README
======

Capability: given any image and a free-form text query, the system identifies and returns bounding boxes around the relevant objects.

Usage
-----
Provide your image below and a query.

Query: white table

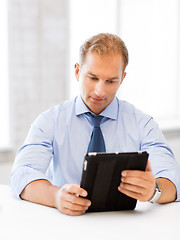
[0,184,180,240]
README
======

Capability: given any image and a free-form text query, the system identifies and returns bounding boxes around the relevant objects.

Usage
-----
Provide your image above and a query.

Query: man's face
[75,52,126,115]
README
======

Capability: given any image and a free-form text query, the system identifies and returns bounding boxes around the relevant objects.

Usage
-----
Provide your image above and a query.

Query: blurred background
[0,0,180,184]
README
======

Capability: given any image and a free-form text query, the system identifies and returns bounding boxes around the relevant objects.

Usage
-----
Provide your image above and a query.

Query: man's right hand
[55,184,91,216]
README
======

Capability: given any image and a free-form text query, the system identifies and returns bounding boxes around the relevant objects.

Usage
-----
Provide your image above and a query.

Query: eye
[107,80,115,84]
[88,76,98,80]
[106,78,119,84]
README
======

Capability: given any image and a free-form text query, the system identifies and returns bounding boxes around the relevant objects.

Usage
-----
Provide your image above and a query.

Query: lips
[90,96,105,102]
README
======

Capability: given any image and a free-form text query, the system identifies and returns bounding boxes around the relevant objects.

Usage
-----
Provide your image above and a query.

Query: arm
[156,178,176,203]
[122,115,180,203]
[118,160,177,203]
[20,180,91,216]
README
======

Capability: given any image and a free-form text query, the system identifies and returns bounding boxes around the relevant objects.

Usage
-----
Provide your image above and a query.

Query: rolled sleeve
[140,118,180,201]
[10,111,54,198]
[10,166,51,198]
[154,168,180,202]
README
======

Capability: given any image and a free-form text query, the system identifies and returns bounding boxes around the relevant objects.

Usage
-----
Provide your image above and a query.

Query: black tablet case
[80,151,148,212]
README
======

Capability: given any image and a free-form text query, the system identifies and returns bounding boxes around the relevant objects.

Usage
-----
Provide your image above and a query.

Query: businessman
[10,33,180,216]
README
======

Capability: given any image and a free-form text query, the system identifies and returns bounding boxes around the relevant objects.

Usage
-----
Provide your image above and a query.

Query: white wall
[164,132,180,165]
[8,0,69,151]
[0,0,69,178]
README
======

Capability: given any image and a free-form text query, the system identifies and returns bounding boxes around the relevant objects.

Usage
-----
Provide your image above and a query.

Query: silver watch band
[149,181,162,203]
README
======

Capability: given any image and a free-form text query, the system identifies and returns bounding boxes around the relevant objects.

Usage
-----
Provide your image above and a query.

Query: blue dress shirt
[10,96,180,200]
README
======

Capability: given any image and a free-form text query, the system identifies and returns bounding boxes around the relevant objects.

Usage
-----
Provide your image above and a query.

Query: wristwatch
[149,181,162,203]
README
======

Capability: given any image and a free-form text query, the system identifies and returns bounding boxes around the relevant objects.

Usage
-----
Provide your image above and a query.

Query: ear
[74,63,80,81]
[120,72,126,85]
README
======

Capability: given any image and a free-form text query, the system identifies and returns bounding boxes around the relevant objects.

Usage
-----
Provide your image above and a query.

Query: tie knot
[86,112,103,127]
[86,112,106,153]
[93,115,103,127]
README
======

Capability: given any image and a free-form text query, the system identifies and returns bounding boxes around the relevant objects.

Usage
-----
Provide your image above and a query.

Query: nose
[94,80,105,97]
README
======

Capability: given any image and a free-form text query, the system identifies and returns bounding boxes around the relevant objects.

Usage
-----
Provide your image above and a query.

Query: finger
[145,160,152,171]
[63,200,89,212]
[121,170,152,181]
[121,159,152,179]
[65,184,88,197]
[56,191,90,215]
[118,186,143,201]
[119,179,155,201]
[119,182,144,195]
[63,208,86,216]
[121,176,148,189]
[67,193,91,207]
[120,174,155,193]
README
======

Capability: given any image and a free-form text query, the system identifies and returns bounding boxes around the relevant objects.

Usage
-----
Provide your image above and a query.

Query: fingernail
[122,171,126,177]
[82,191,87,196]
[87,201,91,206]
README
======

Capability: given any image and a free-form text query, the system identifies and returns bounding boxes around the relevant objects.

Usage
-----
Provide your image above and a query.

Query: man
[10,33,180,216]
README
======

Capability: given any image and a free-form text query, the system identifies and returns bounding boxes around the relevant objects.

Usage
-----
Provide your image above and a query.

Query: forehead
[81,52,124,77]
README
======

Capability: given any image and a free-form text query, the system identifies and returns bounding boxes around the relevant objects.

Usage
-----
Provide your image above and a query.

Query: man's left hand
[118,160,156,201]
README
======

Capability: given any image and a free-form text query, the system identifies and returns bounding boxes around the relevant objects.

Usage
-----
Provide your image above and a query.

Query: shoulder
[117,99,154,127]
[117,99,162,140]
[32,98,76,128]
[117,99,138,114]
[43,98,76,117]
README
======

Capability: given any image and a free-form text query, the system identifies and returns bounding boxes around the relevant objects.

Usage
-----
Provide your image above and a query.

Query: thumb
[145,160,152,172]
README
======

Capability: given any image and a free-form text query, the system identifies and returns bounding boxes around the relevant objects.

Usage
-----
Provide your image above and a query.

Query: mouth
[90,96,105,103]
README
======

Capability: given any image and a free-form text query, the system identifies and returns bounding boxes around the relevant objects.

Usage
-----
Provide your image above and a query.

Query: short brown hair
[79,33,129,72]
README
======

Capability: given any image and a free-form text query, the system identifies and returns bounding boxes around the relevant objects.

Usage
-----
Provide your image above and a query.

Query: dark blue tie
[87,113,106,153]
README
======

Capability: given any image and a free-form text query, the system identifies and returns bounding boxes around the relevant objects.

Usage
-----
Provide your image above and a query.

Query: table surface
[0,184,180,240]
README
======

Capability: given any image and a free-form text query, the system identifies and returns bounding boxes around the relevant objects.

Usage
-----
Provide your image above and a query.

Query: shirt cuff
[10,167,51,198]
[154,171,180,202]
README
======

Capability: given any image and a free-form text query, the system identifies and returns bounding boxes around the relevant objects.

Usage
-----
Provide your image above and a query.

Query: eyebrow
[87,72,120,80]
[87,73,98,77]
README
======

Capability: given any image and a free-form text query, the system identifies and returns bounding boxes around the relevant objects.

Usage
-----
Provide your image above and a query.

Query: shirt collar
[75,95,118,120]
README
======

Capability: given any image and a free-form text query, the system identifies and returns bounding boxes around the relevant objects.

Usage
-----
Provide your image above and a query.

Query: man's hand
[55,184,91,216]
[118,160,156,202]
[21,180,91,216]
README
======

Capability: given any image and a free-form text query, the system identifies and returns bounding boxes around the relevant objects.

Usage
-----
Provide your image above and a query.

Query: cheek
[79,78,89,96]
[107,85,120,97]
[83,79,92,92]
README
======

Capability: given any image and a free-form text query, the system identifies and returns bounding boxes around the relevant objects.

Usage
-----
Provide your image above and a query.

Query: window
[0,0,9,149]
[69,0,180,130]
[117,0,180,130]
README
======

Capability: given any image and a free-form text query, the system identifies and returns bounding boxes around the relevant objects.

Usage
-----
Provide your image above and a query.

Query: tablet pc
[80,151,148,212]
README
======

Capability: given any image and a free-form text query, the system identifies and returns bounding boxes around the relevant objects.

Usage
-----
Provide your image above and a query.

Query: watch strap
[149,181,162,203]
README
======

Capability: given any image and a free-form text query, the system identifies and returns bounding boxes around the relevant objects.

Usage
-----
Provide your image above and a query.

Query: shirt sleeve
[140,117,180,201]
[10,110,54,198]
